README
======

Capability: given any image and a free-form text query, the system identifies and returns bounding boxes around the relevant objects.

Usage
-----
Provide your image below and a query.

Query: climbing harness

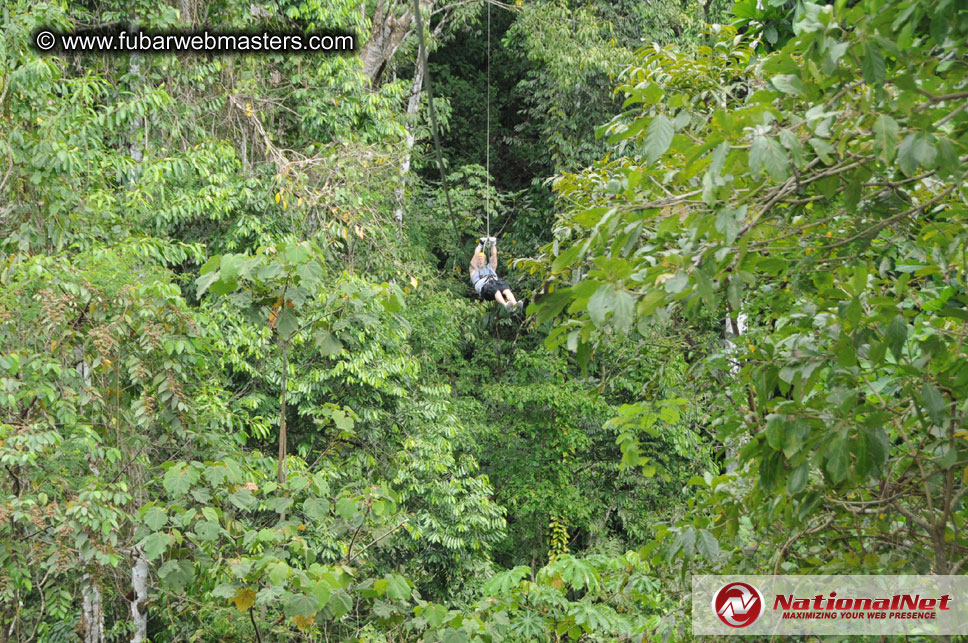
[471,265,497,292]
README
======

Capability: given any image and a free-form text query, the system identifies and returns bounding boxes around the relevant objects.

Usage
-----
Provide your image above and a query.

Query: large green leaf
[283,242,310,265]
[759,450,784,490]
[481,566,530,596]
[326,589,353,619]
[863,427,890,476]
[750,135,790,181]
[512,611,548,639]
[644,115,673,163]
[824,438,849,485]
[303,498,330,521]
[284,593,318,618]
[587,284,617,326]
[920,384,946,425]
[559,557,599,591]
[861,43,886,85]
[163,463,192,496]
[267,561,290,586]
[612,289,634,332]
[770,74,804,96]
[143,506,168,531]
[715,206,744,245]
[787,462,809,494]
[424,603,449,628]
[385,573,411,601]
[872,114,899,164]
[193,520,220,542]
[158,560,194,593]
[275,308,299,338]
[142,532,170,561]
[696,529,719,560]
[885,315,907,360]
[897,132,936,176]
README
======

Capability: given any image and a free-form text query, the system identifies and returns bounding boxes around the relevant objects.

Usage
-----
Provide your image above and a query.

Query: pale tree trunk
[128,465,149,642]
[724,310,748,473]
[129,546,148,643]
[724,311,747,375]
[80,570,106,643]
[80,456,106,643]
[393,53,425,223]
[178,0,195,25]
[126,37,150,641]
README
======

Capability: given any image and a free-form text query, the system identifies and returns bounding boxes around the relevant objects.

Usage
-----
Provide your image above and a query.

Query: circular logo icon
[713,581,764,628]
[35,31,57,51]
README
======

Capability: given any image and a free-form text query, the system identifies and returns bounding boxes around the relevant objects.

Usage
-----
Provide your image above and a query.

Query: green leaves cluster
[472,551,673,641]
[530,0,968,593]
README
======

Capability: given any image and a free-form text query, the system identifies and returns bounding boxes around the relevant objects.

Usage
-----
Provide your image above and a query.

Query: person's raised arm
[489,239,498,270]
[470,243,483,276]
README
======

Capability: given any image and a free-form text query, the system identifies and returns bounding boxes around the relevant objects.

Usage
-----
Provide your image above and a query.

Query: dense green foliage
[532,0,968,579]
[1,0,965,640]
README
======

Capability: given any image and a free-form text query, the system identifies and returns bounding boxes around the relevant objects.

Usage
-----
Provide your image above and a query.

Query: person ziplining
[412,0,525,313]
[470,236,522,312]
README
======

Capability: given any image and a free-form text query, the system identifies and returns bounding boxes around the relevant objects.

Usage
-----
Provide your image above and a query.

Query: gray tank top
[471,265,497,293]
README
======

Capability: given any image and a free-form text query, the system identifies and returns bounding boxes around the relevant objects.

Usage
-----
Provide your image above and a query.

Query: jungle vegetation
[1,0,966,640]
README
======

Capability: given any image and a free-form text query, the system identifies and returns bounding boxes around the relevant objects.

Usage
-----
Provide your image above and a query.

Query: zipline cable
[485,0,491,242]
[411,0,463,262]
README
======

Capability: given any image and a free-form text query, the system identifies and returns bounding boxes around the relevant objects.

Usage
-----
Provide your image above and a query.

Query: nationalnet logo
[694,575,968,635]
[773,590,952,620]
[713,582,764,628]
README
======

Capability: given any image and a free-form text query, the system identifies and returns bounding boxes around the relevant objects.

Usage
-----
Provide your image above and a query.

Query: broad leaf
[644,115,673,163]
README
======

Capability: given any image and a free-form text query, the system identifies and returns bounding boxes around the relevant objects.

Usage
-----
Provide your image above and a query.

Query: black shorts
[480,278,509,300]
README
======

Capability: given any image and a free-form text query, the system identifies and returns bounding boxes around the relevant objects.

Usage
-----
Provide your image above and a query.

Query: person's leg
[494,290,507,306]
[502,289,517,305]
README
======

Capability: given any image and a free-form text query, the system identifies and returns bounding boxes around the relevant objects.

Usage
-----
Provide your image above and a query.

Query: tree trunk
[78,447,106,642]
[361,0,407,87]
[360,0,433,88]
[80,571,106,643]
[392,52,425,223]
[126,38,149,641]
[129,547,148,643]
[277,341,289,484]
[724,311,747,375]
[178,0,195,26]
[724,310,748,473]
